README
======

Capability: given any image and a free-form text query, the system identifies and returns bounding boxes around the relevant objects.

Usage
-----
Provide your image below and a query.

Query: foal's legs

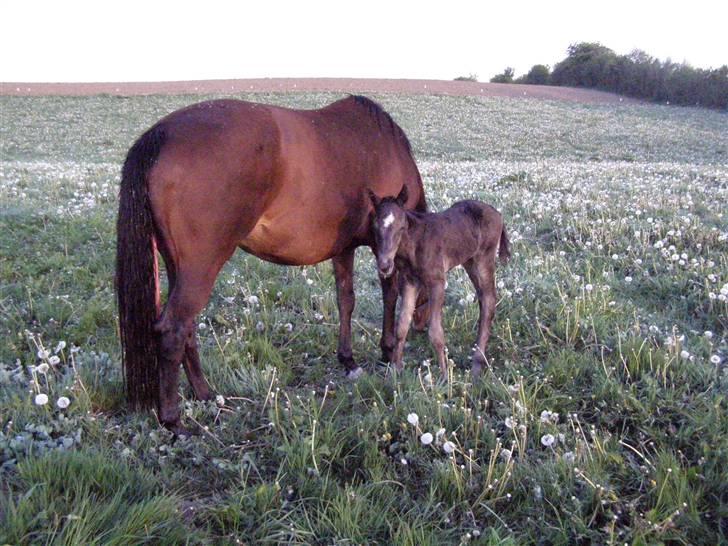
[332,248,362,378]
[426,281,448,378]
[379,270,399,363]
[464,254,497,377]
[392,281,419,371]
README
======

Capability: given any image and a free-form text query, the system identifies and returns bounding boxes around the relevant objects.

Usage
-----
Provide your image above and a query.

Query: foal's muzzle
[378,259,395,278]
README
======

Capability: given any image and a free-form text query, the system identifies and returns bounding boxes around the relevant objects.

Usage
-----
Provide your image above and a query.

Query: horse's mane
[347,95,413,155]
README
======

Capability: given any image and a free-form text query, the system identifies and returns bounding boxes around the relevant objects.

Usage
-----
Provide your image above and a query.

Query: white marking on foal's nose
[382,213,395,228]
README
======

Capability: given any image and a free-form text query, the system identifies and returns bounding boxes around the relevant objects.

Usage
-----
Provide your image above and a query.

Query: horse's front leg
[332,248,362,379]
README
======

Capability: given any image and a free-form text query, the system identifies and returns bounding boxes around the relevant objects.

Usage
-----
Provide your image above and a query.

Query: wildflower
[57,396,70,409]
[704,331,713,339]
[711,355,721,365]
[541,434,556,447]
[407,413,419,427]
[35,393,49,405]
[443,441,456,454]
[313,312,324,321]
[625,276,633,283]
[585,284,593,292]
[505,416,516,429]
[611,254,619,260]
[420,432,433,445]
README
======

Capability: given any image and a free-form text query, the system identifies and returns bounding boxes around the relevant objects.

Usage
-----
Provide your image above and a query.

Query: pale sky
[2,0,726,82]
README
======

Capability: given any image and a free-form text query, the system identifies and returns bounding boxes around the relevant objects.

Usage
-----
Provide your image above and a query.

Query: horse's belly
[238,214,338,266]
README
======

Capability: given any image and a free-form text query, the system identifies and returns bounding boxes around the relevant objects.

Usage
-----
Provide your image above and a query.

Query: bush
[490,67,515,84]
[520,64,551,85]
[454,74,478,82]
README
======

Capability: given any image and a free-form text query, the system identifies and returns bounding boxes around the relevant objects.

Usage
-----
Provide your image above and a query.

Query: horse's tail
[499,223,511,264]
[116,125,166,410]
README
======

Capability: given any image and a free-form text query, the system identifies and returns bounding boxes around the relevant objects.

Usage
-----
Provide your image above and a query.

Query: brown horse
[116,95,427,432]
[369,187,509,378]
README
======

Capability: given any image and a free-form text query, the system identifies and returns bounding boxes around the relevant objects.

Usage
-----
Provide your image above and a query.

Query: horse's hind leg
[155,261,230,432]
[159,246,213,402]
[463,254,497,377]
[182,328,213,401]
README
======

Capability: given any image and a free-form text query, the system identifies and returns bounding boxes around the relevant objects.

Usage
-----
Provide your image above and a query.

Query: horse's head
[368,185,408,278]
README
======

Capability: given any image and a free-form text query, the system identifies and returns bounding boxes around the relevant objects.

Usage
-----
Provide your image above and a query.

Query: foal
[369,187,510,378]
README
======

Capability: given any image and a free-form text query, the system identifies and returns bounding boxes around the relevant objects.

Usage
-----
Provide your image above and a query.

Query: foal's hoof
[346,366,365,380]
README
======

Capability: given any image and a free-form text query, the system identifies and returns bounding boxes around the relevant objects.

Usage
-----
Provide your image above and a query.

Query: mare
[116,95,427,432]
[369,187,509,378]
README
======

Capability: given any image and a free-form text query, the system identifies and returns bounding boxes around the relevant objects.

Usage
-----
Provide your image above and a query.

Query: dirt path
[0,78,637,104]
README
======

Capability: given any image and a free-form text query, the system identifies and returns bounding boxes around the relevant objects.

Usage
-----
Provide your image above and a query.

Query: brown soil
[0,78,637,104]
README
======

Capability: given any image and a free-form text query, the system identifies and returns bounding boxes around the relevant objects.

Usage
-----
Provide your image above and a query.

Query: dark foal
[369,187,510,378]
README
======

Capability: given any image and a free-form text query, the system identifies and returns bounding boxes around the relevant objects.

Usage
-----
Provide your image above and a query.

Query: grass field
[1,93,727,545]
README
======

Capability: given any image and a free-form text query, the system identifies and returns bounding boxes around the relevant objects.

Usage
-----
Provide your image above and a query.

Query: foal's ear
[368,189,381,208]
[395,185,409,206]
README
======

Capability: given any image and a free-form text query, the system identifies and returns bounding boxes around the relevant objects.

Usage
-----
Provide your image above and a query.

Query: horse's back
[146,97,424,267]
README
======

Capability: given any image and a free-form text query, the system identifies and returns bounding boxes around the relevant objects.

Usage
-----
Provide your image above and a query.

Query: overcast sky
[2,0,726,82]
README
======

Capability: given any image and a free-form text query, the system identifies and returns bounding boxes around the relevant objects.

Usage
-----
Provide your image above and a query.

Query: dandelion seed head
[56,396,70,409]
[35,393,49,406]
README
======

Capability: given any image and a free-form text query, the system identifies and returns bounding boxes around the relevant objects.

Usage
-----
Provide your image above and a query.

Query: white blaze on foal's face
[382,212,395,229]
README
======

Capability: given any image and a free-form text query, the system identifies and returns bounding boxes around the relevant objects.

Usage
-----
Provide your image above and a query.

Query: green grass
[1,92,726,544]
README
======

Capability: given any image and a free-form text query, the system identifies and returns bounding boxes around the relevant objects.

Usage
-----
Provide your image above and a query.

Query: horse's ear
[368,189,381,208]
[396,185,409,206]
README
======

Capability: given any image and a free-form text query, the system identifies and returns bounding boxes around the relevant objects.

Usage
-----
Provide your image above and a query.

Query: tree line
[488,43,727,110]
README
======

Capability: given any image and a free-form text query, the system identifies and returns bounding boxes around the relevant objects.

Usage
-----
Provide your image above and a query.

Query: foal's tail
[116,125,166,410]
[498,224,511,264]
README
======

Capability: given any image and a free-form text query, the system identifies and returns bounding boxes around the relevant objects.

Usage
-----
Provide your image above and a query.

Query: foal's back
[418,200,503,271]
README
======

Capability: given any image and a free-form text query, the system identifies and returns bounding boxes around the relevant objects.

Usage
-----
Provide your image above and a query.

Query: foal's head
[369,186,409,278]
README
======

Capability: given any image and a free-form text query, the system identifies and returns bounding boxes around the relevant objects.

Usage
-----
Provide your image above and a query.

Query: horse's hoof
[163,422,196,437]
[346,366,364,380]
